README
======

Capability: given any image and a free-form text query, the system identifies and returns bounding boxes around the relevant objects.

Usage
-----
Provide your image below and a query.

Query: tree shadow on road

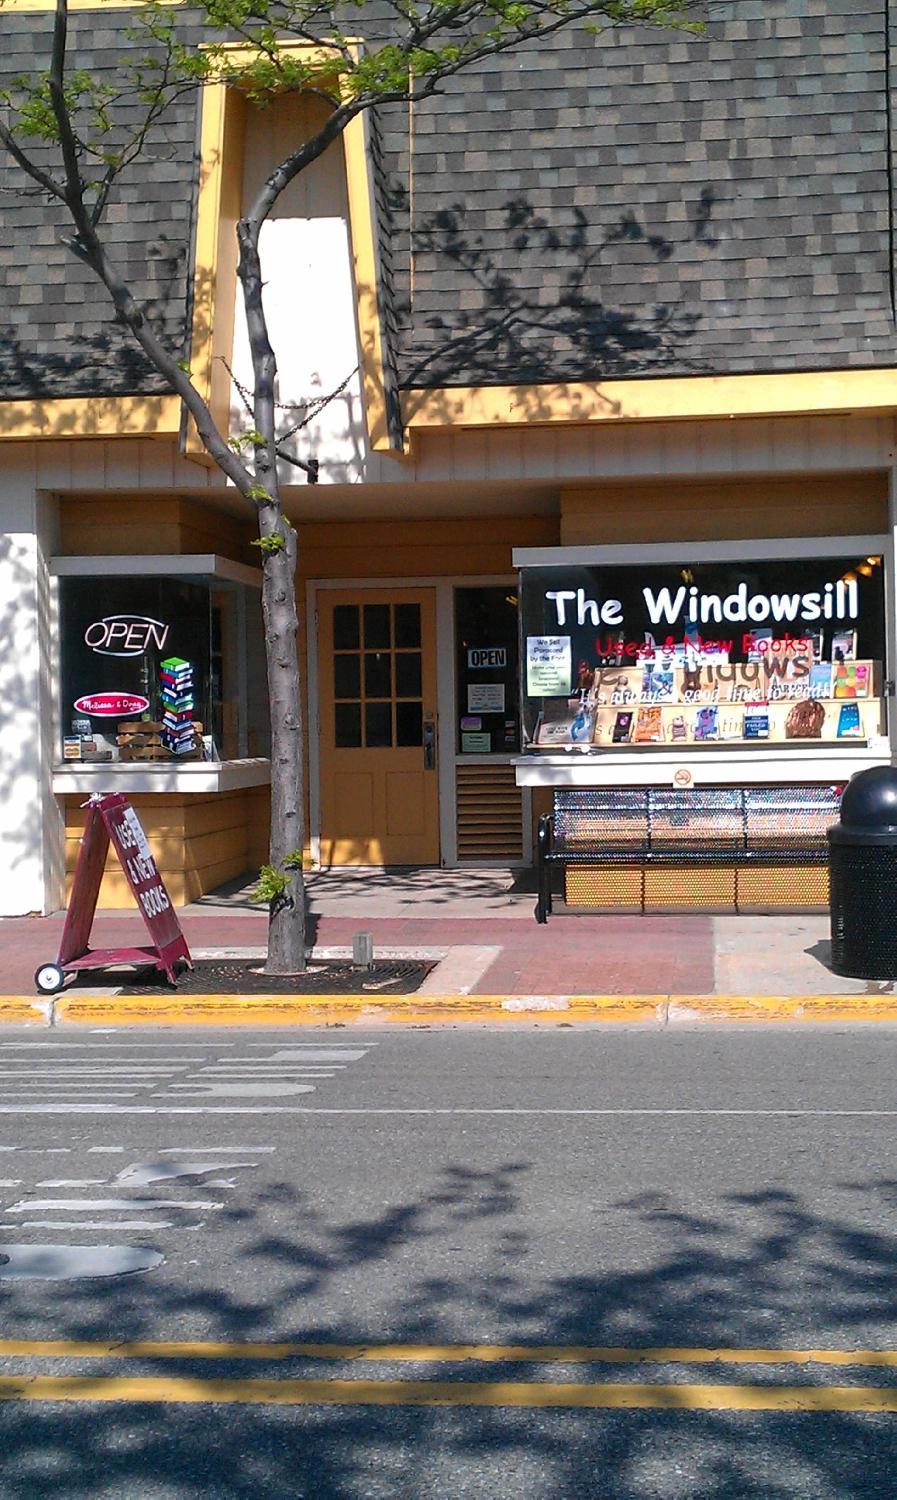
[1,1162,897,1497]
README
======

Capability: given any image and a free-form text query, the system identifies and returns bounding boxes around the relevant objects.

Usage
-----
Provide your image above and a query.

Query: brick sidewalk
[0,903,885,998]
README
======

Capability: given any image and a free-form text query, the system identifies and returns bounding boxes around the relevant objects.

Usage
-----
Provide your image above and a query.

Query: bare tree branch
[0,118,67,202]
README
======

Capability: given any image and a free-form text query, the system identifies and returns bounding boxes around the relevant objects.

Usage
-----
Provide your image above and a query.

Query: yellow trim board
[402,368,897,435]
[0,394,180,443]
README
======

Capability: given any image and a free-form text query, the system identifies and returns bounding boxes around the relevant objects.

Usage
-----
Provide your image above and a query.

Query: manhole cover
[91,958,435,996]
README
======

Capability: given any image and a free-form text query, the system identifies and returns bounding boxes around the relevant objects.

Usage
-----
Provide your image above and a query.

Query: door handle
[423,719,436,770]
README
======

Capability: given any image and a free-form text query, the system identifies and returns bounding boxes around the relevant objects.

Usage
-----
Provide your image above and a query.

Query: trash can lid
[835,765,897,835]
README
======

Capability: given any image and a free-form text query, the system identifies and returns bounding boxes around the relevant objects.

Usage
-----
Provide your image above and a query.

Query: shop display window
[455,587,520,754]
[519,553,887,752]
[58,571,268,764]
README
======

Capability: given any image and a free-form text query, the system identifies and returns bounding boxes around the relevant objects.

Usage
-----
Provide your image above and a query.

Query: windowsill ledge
[513,743,890,787]
[52,758,271,795]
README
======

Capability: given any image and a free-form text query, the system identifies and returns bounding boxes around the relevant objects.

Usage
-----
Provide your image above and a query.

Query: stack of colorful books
[159,657,195,756]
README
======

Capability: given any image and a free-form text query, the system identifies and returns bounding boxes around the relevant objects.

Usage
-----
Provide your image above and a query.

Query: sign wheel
[34,963,65,995]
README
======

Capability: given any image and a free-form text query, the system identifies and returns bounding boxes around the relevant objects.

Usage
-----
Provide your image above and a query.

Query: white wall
[230,94,369,485]
[0,458,63,915]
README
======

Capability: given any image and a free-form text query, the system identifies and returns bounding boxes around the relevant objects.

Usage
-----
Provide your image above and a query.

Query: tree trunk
[258,505,307,974]
[235,219,307,976]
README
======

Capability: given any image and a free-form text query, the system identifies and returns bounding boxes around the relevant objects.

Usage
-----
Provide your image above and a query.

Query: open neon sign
[84,615,169,657]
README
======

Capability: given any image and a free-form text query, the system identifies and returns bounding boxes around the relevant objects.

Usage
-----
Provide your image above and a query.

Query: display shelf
[52,758,271,795]
[530,661,882,751]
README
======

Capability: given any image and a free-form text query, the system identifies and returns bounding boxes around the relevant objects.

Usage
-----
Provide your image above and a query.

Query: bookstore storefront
[50,556,271,906]
[513,535,892,910]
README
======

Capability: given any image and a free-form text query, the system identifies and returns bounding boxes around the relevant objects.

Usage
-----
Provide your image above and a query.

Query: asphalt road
[0,1024,896,1498]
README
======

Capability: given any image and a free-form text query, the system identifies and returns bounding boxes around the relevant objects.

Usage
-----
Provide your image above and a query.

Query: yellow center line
[0,1339,896,1368]
[0,1374,896,1412]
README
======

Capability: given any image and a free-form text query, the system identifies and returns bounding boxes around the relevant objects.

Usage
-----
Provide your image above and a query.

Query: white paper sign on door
[468,683,505,713]
[526,636,572,696]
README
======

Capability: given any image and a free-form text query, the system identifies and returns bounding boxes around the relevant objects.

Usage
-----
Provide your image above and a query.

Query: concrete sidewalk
[1,867,893,1001]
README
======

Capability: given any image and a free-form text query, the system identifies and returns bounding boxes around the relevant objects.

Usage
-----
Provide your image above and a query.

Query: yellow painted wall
[59,496,255,561]
[296,513,559,582]
[560,473,887,545]
[62,787,270,908]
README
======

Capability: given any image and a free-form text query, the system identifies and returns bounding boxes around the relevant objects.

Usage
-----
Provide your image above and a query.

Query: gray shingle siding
[0,8,198,399]
[1,0,896,402]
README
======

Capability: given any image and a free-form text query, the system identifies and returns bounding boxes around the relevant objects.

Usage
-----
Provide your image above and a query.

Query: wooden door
[317,589,440,865]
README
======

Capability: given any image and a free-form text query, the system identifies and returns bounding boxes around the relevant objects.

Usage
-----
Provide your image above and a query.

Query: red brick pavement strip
[0,912,716,997]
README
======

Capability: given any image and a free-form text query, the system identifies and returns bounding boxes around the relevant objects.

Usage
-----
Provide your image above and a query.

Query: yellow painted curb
[0,991,894,1026]
[667,994,897,1024]
[49,994,665,1026]
[0,997,50,1025]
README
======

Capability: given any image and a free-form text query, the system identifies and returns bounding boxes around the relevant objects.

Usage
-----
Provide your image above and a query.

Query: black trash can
[828,766,897,979]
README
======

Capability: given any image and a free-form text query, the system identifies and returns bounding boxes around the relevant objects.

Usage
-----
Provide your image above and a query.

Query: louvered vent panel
[456,764,524,861]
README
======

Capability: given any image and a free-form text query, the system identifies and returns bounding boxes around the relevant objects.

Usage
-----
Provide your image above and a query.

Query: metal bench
[535,785,840,921]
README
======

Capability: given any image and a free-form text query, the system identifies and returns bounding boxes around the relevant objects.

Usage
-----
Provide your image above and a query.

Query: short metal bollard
[352,931,374,971]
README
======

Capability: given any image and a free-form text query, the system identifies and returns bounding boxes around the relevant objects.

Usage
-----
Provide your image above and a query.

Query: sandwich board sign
[34,792,192,995]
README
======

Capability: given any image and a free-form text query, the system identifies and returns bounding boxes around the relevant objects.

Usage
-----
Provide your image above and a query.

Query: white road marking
[0,1044,217,1052]
[193,1068,337,1080]
[6,1198,224,1212]
[35,1180,107,1188]
[0,1219,179,1230]
[161,1146,276,1154]
[190,1071,337,1079]
[214,1107,897,1118]
[115,1161,255,1186]
[0,1245,164,1279]
[267,1049,367,1061]
[249,1042,377,1050]
[163,1083,316,1097]
[0,1092,139,1099]
[0,1106,340,1114]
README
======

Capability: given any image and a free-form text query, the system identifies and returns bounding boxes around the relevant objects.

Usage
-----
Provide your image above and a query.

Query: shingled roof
[1,0,895,403]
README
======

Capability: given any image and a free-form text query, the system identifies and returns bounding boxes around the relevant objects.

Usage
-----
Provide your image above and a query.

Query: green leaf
[250,531,286,553]
[250,864,290,904]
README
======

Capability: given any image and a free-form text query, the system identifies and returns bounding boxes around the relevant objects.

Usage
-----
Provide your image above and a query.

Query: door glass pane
[334,702,362,748]
[365,651,391,698]
[394,603,421,648]
[395,652,422,699]
[333,654,360,699]
[454,586,520,753]
[365,701,392,747]
[396,701,423,747]
[363,604,391,650]
[333,605,360,651]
